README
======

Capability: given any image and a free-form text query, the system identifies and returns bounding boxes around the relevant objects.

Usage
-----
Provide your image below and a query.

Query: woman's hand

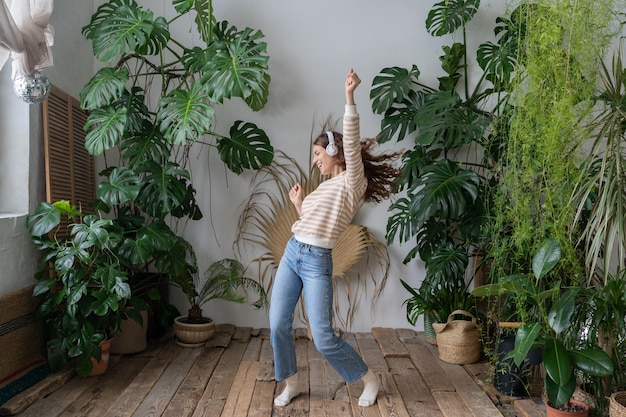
[345,68,361,106]
[289,183,303,215]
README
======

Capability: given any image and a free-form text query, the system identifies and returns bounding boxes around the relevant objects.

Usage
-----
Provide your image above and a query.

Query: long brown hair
[314,132,402,203]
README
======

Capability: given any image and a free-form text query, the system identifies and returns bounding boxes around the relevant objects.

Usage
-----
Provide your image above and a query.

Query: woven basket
[610,391,626,417]
[432,310,481,364]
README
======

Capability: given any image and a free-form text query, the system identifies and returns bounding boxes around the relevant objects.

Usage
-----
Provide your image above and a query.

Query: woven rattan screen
[42,86,94,234]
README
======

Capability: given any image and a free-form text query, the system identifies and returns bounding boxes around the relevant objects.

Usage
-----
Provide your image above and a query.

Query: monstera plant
[371,0,527,324]
[75,0,274,317]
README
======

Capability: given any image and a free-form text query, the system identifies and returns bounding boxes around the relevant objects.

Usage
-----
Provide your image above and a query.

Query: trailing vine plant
[487,0,620,307]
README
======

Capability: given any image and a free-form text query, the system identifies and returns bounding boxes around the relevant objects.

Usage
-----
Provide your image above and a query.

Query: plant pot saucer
[174,337,206,348]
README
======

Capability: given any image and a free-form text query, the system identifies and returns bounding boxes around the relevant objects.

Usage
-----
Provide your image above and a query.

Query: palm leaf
[235,152,390,329]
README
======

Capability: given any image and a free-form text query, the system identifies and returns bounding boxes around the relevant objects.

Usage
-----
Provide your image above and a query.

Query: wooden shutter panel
[42,85,95,215]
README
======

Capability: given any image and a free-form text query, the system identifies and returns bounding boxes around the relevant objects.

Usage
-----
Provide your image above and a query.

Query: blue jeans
[269,236,368,384]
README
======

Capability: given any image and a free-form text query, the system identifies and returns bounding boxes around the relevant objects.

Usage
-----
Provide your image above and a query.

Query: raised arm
[345,68,361,106]
[343,69,365,188]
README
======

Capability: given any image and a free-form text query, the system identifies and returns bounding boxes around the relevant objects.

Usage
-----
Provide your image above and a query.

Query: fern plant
[169,244,266,324]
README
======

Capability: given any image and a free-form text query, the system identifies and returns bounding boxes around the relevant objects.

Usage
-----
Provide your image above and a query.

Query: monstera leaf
[82,0,167,62]
[202,27,270,104]
[426,0,480,37]
[136,161,190,217]
[157,80,215,146]
[370,65,421,115]
[218,121,274,174]
[409,159,480,221]
[80,67,129,110]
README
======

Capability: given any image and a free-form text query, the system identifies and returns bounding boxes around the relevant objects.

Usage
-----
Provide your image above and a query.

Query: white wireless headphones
[325,131,337,156]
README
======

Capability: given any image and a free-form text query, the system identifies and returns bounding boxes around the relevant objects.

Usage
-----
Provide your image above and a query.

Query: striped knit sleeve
[343,105,365,188]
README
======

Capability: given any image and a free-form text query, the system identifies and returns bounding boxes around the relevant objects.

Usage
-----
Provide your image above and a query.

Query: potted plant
[474,239,614,415]
[170,243,266,346]
[400,248,476,345]
[372,0,529,326]
[565,270,626,414]
[26,200,131,377]
[75,0,275,336]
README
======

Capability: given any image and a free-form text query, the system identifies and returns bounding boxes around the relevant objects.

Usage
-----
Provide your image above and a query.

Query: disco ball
[13,70,51,104]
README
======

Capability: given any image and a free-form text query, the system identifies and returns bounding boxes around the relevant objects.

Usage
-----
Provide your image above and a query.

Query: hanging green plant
[487,0,619,287]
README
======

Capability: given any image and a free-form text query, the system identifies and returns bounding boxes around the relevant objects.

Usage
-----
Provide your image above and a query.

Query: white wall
[154,0,507,331]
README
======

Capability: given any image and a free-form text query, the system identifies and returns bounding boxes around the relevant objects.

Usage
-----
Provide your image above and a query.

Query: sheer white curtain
[0,0,54,79]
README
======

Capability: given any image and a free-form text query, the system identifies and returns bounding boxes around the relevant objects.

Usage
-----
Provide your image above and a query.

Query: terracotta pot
[89,338,112,376]
[173,316,215,347]
[110,310,149,354]
[545,398,590,417]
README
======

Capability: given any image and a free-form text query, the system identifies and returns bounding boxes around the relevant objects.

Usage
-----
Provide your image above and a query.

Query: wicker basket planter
[610,392,626,417]
[432,310,481,365]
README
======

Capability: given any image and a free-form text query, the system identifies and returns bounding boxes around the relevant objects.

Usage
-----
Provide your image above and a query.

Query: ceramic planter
[110,310,149,354]
[173,316,215,347]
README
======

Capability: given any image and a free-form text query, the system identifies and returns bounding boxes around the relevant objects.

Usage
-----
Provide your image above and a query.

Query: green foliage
[373,0,526,325]
[487,0,620,288]
[474,239,614,407]
[572,46,626,284]
[27,202,131,376]
[169,240,266,323]
[29,0,275,372]
[62,0,275,340]
[80,0,274,195]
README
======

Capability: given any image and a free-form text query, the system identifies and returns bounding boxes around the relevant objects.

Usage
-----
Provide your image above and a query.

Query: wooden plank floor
[4,326,545,417]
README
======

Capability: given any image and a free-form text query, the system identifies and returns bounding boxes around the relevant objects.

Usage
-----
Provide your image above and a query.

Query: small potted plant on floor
[475,238,614,416]
[170,242,266,346]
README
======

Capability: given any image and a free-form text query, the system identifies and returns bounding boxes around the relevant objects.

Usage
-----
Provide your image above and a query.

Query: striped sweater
[292,105,367,249]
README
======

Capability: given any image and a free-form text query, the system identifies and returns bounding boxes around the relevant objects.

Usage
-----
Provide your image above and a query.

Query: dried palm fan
[235,150,390,329]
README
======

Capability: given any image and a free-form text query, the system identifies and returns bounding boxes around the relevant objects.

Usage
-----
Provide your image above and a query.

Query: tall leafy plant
[76,0,274,288]
[370,0,526,320]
